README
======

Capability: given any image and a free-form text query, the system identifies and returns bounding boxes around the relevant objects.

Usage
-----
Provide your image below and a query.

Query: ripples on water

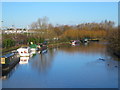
[2,42,119,88]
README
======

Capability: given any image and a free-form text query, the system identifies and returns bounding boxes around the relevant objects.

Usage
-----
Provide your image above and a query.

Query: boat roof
[0,53,14,58]
[21,47,29,48]
[30,44,37,48]
[17,47,30,50]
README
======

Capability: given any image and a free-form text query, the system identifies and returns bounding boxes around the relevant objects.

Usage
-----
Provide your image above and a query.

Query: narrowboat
[71,40,80,46]
[30,44,37,54]
[37,43,47,53]
[17,47,31,57]
[89,38,99,42]
[80,38,89,43]
[0,53,20,71]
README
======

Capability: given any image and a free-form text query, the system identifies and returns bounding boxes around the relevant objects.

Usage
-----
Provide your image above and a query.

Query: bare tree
[30,16,49,30]
[37,16,49,30]
[30,22,38,29]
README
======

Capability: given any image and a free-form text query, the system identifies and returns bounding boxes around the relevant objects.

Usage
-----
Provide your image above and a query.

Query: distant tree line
[28,17,115,41]
[107,26,120,57]
[2,16,118,56]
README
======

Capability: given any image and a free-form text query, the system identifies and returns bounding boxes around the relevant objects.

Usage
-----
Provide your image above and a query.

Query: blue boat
[0,53,20,72]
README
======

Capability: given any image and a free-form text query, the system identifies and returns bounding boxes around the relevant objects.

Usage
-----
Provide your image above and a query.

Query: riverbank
[2,45,28,55]
[2,40,120,59]
[47,42,70,48]
[2,42,70,55]
[107,46,120,58]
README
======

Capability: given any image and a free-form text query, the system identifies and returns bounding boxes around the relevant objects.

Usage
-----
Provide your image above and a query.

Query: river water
[2,42,119,88]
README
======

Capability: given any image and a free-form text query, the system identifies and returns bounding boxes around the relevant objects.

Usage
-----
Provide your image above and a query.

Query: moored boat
[71,40,80,46]
[0,53,20,72]
[37,43,47,53]
[17,47,31,57]
[29,42,38,54]
[89,38,99,41]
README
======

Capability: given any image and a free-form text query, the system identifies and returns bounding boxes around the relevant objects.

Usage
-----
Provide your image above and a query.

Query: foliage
[2,19,118,51]
[28,36,44,44]
[62,29,107,40]
[107,27,120,57]
[3,39,15,48]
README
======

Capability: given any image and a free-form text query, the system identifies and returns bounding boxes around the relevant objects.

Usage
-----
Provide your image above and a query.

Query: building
[2,28,27,34]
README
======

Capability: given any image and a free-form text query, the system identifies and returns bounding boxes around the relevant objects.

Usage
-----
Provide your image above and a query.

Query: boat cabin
[71,40,80,46]
[0,53,15,65]
[17,47,31,57]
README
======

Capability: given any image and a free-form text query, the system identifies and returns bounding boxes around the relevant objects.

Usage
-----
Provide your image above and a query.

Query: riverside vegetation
[1,17,119,57]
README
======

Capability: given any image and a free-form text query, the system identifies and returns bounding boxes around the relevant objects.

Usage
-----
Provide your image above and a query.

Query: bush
[3,39,15,48]
[27,37,44,44]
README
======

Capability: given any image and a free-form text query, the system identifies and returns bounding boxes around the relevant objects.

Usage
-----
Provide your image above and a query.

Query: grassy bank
[47,41,70,48]
[1,41,70,55]
[2,45,28,55]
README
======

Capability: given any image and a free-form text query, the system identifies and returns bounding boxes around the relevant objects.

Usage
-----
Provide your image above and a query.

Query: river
[2,42,119,88]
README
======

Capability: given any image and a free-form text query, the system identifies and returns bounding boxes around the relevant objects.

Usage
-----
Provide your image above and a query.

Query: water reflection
[101,52,119,71]
[59,42,106,54]
[19,57,29,64]
[30,49,56,73]
[2,42,119,88]
[2,63,19,80]
[84,42,89,46]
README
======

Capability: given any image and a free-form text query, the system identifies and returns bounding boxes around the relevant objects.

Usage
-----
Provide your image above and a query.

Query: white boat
[17,47,31,57]
[29,43,37,54]
[72,41,76,46]
[19,57,29,64]
[30,48,36,54]
[71,40,80,46]
[41,49,47,54]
